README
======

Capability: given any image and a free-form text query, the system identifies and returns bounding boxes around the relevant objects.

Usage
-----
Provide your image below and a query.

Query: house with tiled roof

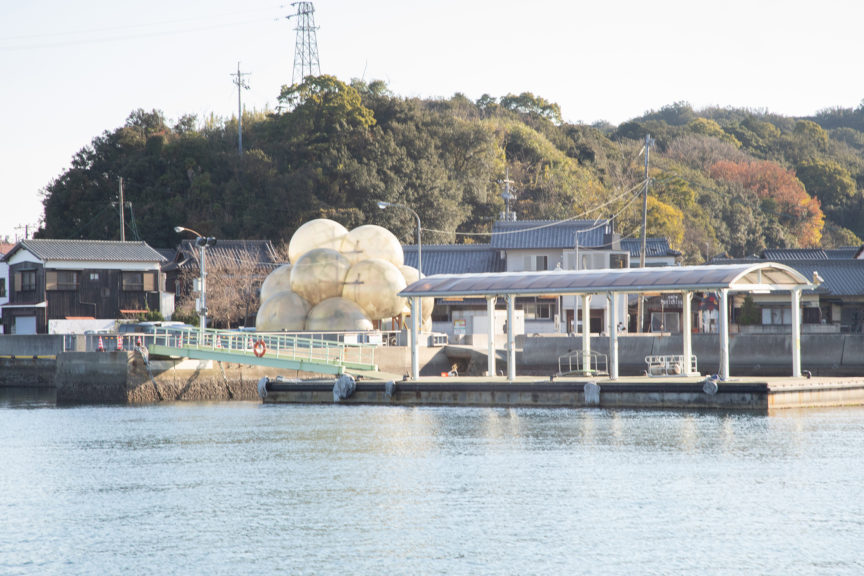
[163,239,279,327]
[711,247,864,334]
[1,239,167,334]
[403,219,681,337]
[0,242,15,333]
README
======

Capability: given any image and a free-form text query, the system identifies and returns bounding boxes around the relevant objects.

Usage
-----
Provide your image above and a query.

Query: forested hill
[38,75,864,263]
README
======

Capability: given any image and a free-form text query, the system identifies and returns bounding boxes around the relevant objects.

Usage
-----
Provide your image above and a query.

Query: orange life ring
[253,339,266,358]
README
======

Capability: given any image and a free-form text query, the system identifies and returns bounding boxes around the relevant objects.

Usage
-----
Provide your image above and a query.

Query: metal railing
[147,327,378,371]
[558,350,609,376]
[644,354,698,376]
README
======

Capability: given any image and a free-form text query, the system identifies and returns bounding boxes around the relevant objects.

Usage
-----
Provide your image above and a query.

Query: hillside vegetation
[38,75,864,262]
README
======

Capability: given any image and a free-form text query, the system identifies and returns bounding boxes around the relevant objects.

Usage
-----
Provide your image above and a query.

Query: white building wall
[505,249,564,272]
[0,262,8,334]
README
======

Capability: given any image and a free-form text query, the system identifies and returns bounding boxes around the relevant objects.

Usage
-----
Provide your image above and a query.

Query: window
[123,271,157,292]
[762,307,791,325]
[650,312,680,333]
[524,302,553,320]
[522,255,548,271]
[46,270,79,291]
[0,278,5,297]
[535,255,548,271]
[14,270,36,292]
[610,253,628,269]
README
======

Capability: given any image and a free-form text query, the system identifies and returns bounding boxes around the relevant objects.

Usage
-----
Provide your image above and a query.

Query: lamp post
[377,201,421,278]
[174,226,217,341]
[377,200,421,380]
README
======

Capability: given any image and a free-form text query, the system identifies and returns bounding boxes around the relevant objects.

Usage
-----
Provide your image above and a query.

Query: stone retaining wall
[54,351,268,404]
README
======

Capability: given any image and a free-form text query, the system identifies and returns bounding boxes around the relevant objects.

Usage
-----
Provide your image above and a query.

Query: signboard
[453,319,467,335]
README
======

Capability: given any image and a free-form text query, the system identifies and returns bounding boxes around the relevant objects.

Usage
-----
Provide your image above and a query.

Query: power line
[422,178,647,239]
[0,11,273,51]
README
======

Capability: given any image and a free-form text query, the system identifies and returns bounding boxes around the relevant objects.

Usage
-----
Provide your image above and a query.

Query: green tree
[796,159,856,213]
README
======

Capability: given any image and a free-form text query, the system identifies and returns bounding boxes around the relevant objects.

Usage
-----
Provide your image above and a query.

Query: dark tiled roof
[490,220,611,250]
[619,238,681,259]
[783,260,864,296]
[712,255,864,297]
[825,247,861,260]
[4,239,166,263]
[403,244,505,276]
[174,239,279,271]
[763,248,828,260]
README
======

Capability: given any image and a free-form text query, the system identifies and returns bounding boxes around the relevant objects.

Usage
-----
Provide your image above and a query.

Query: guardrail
[148,328,376,369]
[644,354,698,376]
[557,350,609,376]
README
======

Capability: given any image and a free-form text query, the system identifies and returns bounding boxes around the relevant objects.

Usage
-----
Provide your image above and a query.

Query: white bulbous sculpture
[305,297,373,332]
[343,258,407,320]
[399,265,434,329]
[259,264,293,304]
[340,224,404,266]
[255,290,309,332]
[290,248,351,306]
[288,219,349,264]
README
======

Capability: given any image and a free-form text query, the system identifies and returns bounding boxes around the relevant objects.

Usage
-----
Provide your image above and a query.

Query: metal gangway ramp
[146,328,378,375]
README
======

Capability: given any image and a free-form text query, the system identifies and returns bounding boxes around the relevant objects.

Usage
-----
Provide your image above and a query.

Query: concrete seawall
[0,357,56,388]
[521,333,864,376]
[54,352,266,404]
[3,333,863,405]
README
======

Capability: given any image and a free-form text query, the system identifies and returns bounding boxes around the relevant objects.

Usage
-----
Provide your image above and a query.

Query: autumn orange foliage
[709,160,823,247]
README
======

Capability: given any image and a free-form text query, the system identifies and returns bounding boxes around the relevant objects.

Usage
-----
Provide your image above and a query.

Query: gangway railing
[644,354,698,376]
[145,327,378,375]
[557,350,608,376]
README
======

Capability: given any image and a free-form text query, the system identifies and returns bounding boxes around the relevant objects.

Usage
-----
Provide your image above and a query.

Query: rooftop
[489,219,611,250]
[3,239,166,263]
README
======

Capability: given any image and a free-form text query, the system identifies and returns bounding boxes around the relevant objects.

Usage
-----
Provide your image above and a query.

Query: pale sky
[2,0,862,241]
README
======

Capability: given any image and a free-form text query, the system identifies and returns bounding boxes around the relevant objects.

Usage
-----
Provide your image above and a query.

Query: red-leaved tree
[709,160,824,247]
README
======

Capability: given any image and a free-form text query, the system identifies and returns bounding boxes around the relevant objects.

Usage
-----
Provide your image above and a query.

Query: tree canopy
[37,77,864,261]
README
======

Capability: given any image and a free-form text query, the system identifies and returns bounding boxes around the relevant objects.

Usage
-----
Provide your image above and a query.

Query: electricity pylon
[285,2,320,85]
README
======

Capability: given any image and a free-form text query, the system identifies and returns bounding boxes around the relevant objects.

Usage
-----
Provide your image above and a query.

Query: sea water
[1,389,862,575]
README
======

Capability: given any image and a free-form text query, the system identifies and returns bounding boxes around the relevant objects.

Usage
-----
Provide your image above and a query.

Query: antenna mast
[231,62,251,155]
[286,2,321,85]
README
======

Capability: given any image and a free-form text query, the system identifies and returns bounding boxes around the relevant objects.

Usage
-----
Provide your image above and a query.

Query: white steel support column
[719,289,730,380]
[791,288,802,378]
[582,294,592,373]
[682,291,693,376]
[608,293,619,380]
[506,295,515,381]
[487,296,496,377]
[410,297,419,380]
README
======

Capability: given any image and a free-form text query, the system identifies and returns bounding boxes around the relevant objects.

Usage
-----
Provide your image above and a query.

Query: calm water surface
[1,389,863,575]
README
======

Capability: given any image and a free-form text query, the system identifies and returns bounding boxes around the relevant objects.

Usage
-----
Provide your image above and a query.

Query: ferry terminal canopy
[399,263,816,298]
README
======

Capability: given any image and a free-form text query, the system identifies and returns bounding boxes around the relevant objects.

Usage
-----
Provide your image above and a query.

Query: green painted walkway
[145,328,378,375]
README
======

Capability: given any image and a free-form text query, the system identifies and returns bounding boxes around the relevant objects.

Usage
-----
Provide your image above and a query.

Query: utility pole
[285,2,321,85]
[118,177,125,241]
[497,167,516,221]
[231,62,250,155]
[14,224,31,241]
[637,133,655,332]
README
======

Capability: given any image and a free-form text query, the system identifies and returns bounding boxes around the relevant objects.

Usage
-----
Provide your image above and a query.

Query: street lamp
[377,200,422,380]
[377,201,421,278]
[174,226,217,340]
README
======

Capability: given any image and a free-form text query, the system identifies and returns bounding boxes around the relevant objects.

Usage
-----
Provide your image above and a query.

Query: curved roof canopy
[400,263,816,298]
